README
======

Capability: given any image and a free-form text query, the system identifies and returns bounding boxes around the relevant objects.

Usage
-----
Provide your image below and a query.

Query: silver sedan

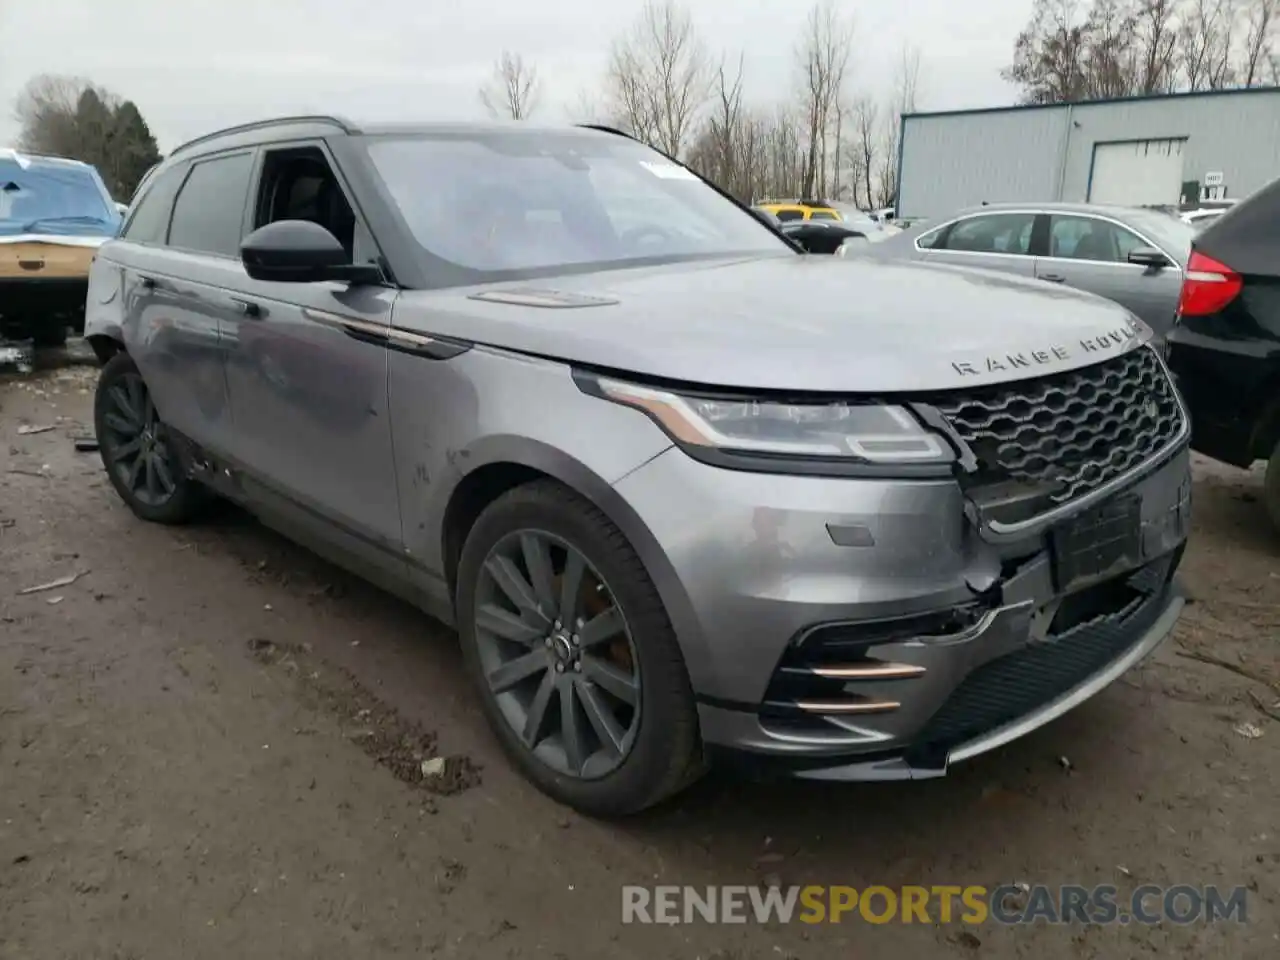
[862,201,1195,338]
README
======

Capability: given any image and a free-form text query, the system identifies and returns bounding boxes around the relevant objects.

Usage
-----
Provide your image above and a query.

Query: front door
[1038,214,1183,337]
[220,142,404,570]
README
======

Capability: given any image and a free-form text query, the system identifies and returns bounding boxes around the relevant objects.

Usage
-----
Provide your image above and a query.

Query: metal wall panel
[899,89,1280,220]
[898,109,1067,218]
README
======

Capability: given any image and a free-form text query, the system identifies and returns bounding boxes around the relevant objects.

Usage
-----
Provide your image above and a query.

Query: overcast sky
[0,0,1026,151]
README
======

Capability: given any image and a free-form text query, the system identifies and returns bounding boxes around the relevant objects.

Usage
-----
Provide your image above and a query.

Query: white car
[1180,207,1226,230]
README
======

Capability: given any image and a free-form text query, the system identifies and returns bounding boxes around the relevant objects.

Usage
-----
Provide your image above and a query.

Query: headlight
[589,377,953,465]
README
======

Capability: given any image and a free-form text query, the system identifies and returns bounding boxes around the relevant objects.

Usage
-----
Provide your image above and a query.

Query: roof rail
[576,123,636,141]
[170,115,357,157]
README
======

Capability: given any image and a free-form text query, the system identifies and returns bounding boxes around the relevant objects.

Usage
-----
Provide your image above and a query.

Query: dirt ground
[1,351,1277,959]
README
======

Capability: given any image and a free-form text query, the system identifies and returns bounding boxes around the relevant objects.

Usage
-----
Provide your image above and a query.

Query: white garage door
[1088,139,1186,206]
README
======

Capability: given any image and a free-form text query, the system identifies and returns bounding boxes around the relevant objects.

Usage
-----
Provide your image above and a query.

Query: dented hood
[396,255,1149,393]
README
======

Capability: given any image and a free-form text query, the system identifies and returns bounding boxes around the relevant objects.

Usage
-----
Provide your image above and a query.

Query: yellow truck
[1,148,122,347]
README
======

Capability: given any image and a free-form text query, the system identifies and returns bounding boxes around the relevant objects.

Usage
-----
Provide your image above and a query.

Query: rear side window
[941,213,1036,255]
[916,226,943,249]
[121,164,188,245]
[808,210,838,221]
[773,209,804,222]
[167,152,255,257]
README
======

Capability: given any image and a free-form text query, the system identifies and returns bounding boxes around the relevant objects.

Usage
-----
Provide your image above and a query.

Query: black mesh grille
[908,560,1176,758]
[931,347,1183,504]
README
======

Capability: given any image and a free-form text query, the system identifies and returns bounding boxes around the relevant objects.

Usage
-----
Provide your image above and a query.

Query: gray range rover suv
[84,116,1190,816]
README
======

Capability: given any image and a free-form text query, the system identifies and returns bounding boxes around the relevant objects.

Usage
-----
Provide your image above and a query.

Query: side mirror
[241,220,380,284]
[1128,246,1171,269]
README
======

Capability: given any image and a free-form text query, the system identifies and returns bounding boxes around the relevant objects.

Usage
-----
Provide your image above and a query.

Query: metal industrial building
[896,87,1280,220]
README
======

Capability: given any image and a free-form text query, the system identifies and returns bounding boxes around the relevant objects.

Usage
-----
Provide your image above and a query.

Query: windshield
[0,154,120,238]
[363,132,791,284]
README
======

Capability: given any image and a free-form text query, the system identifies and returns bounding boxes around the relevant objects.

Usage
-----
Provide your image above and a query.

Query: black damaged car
[1165,175,1280,527]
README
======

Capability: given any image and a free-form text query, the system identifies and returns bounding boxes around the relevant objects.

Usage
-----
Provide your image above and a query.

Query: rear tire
[1264,441,1280,535]
[94,352,207,525]
[456,479,703,816]
[31,323,68,348]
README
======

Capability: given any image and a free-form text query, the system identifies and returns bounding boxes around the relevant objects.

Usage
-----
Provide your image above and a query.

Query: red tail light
[1178,250,1242,317]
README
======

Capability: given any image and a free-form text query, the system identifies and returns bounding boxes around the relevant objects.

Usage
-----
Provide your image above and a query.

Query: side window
[168,152,255,257]
[253,146,359,263]
[773,209,804,222]
[808,210,838,221]
[121,164,188,245]
[916,226,944,249]
[1112,225,1146,260]
[942,213,1036,255]
[1049,215,1142,263]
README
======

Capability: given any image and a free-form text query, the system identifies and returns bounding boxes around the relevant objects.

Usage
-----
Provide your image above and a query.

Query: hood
[397,255,1149,393]
[0,233,111,248]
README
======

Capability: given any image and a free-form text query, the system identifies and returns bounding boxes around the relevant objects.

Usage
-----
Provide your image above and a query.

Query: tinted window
[808,210,838,221]
[942,214,1036,254]
[167,152,254,257]
[1049,215,1145,263]
[121,164,187,245]
[773,209,804,222]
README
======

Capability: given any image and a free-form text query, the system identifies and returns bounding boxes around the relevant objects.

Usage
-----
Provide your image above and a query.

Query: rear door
[1037,213,1182,335]
[105,152,254,457]
[919,211,1039,277]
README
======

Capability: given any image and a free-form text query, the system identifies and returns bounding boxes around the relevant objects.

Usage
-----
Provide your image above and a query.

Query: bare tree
[1178,0,1237,89]
[478,50,542,120]
[14,75,112,156]
[1003,0,1093,103]
[1083,0,1140,97]
[873,45,922,210]
[687,55,755,200]
[1238,0,1278,84]
[850,97,879,209]
[794,0,854,198]
[604,0,711,157]
[1133,0,1182,92]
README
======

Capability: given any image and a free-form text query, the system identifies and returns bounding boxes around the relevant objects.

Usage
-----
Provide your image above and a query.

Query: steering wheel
[621,225,674,250]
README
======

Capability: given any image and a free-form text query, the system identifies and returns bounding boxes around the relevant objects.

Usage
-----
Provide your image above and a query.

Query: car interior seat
[1073,227,1113,261]
[272,160,356,260]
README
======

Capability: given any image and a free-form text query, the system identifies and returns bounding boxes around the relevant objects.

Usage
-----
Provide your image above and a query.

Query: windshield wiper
[20,215,111,231]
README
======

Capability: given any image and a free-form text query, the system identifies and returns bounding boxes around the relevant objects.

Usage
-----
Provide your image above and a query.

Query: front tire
[94,352,206,525]
[456,480,703,816]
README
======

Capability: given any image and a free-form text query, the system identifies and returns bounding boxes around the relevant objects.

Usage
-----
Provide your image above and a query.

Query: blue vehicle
[0,147,122,346]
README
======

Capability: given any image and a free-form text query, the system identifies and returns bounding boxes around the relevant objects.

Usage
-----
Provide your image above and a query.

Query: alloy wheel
[101,372,179,507]
[474,530,641,779]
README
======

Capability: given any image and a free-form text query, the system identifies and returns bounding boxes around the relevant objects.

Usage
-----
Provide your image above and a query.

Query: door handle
[138,275,156,289]
[1039,273,1066,283]
[229,297,261,318]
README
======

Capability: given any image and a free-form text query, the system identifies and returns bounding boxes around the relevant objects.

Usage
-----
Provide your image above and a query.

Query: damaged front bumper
[615,436,1192,782]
